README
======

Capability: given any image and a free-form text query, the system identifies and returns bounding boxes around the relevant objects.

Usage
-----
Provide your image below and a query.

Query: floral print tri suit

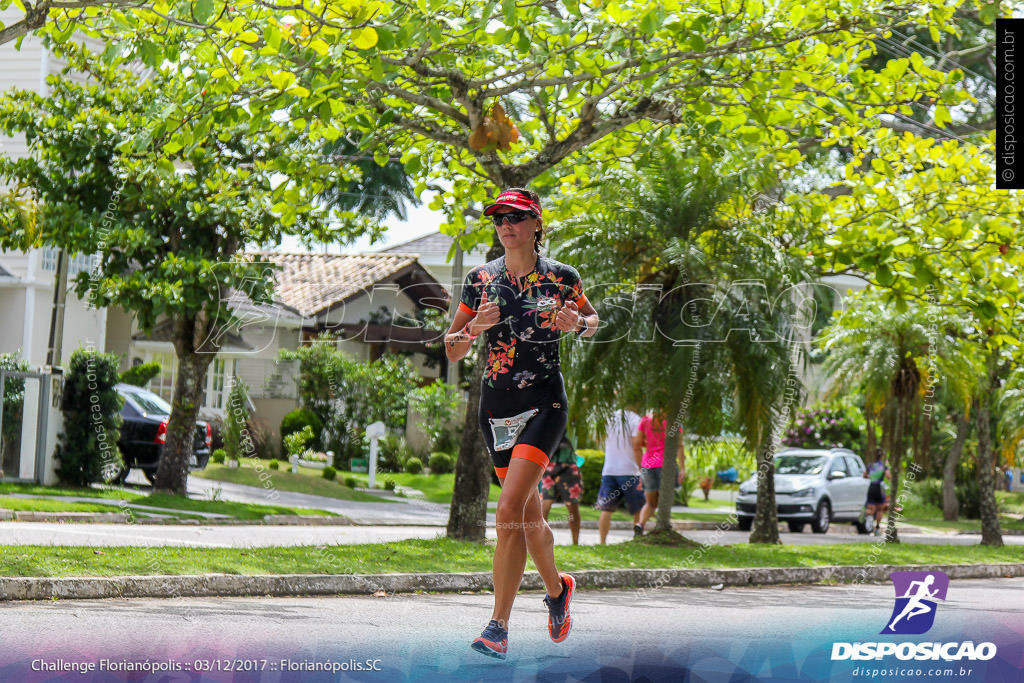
[459,255,588,477]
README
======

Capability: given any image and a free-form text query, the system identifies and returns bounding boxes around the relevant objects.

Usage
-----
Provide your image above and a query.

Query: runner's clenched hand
[470,291,500,336]
[554,299,582,333]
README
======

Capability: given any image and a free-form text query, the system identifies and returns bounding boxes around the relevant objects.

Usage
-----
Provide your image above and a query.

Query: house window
[207,358,227,410]
[41,248,58,272]
[147,351,177,402]
[40,248,100,276]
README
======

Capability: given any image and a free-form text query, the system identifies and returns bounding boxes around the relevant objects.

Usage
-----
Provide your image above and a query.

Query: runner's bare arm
[444,308,477,362]
[445,292,500,362]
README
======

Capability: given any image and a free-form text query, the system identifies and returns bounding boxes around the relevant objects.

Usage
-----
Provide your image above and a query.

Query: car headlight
[739,483,756,495]
[792,488,814,498]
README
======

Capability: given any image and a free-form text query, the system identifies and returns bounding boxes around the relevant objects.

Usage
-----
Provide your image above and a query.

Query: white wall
[0,11,45,162]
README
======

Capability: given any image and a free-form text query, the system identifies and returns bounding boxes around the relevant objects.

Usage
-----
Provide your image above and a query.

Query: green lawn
[0,539,1018,577]
[0,483,335,520]
[340,471,503,504]
[191,461,395,503]
[544,505,733,524]
[0,496,131,514]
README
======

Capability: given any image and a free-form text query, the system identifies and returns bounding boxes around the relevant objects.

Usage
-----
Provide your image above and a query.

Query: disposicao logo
[831,571,997,663]
[882,570,949,635]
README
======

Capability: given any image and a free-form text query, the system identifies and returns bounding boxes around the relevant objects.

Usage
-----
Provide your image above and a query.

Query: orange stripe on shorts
[512,444,549,469]
[494,466,509,479]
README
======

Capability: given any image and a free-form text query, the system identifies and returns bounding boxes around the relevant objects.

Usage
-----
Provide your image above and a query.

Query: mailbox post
[366,421,386,489]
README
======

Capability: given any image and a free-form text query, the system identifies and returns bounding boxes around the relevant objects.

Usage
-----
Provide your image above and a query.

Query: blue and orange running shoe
[543,573,575,643]
[471,619,508,660]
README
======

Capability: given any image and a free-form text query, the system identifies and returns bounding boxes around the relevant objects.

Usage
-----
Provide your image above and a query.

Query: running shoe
[542,573,575,643]
[633,524,644,538]
[471,620,508,660]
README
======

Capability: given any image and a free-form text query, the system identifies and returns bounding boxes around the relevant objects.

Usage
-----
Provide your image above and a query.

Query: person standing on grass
[633,411,685,536]
[596,407,646,544]
[540,430,584,545]
[443,187,598,660]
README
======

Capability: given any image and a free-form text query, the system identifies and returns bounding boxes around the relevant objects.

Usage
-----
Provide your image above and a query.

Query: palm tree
[820,292,976,542]
[319,136,421,222]
[556,145,809,544]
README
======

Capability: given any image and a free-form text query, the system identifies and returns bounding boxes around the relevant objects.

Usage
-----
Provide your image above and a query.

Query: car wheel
[787,521,805,533]
[856,515,875,535]
[737,516,752,531]
[811,500,831,533]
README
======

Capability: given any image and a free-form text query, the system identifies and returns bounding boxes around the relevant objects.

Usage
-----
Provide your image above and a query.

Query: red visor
[483,191,542,217]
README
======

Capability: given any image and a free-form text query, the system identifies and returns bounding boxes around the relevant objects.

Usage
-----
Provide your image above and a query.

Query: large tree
[0,45,348,494]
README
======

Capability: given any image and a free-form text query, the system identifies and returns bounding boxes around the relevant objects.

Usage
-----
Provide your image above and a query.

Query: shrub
[409,381,461,451]
[223,378,253,460]
[322,465,337,481]
[686,439,756,481]
[56,349,123,487]
[404,457,424,474]
[211,449,226,464]
[428,452,454,474]
[577,449,604,505]
[245,417,276,459]
[280,408,323,452]
[783,405,865,454]
[376,432,407,473]
[118,362,161,387]
[269,459,279,470]
[284,425,315,459]
[384,477,397,491]
[0,352,30,466]
[344,475,358,488]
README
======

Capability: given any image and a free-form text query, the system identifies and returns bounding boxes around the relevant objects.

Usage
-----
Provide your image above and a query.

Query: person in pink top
[633,411,686,535]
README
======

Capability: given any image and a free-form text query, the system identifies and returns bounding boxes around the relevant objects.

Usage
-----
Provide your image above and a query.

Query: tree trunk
[910,395,920,468]
[942,411,969,521]
[920,405,933,475]
[154,312,218,496]
[864,403,876,462]
[154,349,211,495]
[749,439,780,544]
[446,350,490,541]
[976,359,1004,548]
[654,403,683,533]
[885,399,905,544]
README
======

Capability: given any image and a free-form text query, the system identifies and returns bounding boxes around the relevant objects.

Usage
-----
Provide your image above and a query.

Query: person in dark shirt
[540,431,584,545]
[444,187,598,660]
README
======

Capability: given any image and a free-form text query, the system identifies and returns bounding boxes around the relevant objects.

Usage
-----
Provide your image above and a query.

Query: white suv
[735,448,872,534]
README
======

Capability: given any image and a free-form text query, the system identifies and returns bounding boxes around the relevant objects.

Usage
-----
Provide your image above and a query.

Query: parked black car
[111,383,211,485]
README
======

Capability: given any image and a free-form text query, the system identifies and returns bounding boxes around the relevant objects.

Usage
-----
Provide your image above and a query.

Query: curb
[3,563,1021,602]
[5,511,131,523]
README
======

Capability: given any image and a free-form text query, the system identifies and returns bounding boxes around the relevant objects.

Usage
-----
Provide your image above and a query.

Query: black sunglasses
[491,210,534,226]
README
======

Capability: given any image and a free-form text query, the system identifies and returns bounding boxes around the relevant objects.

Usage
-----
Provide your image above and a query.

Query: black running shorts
[478,374,568,479]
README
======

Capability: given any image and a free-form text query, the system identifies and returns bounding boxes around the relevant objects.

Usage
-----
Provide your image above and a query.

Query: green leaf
[933,104,951,128]
[194,0,215,24]
[875,263,894,287]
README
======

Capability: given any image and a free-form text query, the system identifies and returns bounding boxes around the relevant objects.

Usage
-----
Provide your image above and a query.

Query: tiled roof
[380,231,489,257]
[248,252,440,318]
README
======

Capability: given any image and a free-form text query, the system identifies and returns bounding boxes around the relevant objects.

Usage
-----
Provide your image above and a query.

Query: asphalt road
[1,579,1021,682]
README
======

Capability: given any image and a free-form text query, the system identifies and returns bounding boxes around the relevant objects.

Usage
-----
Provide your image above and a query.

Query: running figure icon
[882,571,950,635]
